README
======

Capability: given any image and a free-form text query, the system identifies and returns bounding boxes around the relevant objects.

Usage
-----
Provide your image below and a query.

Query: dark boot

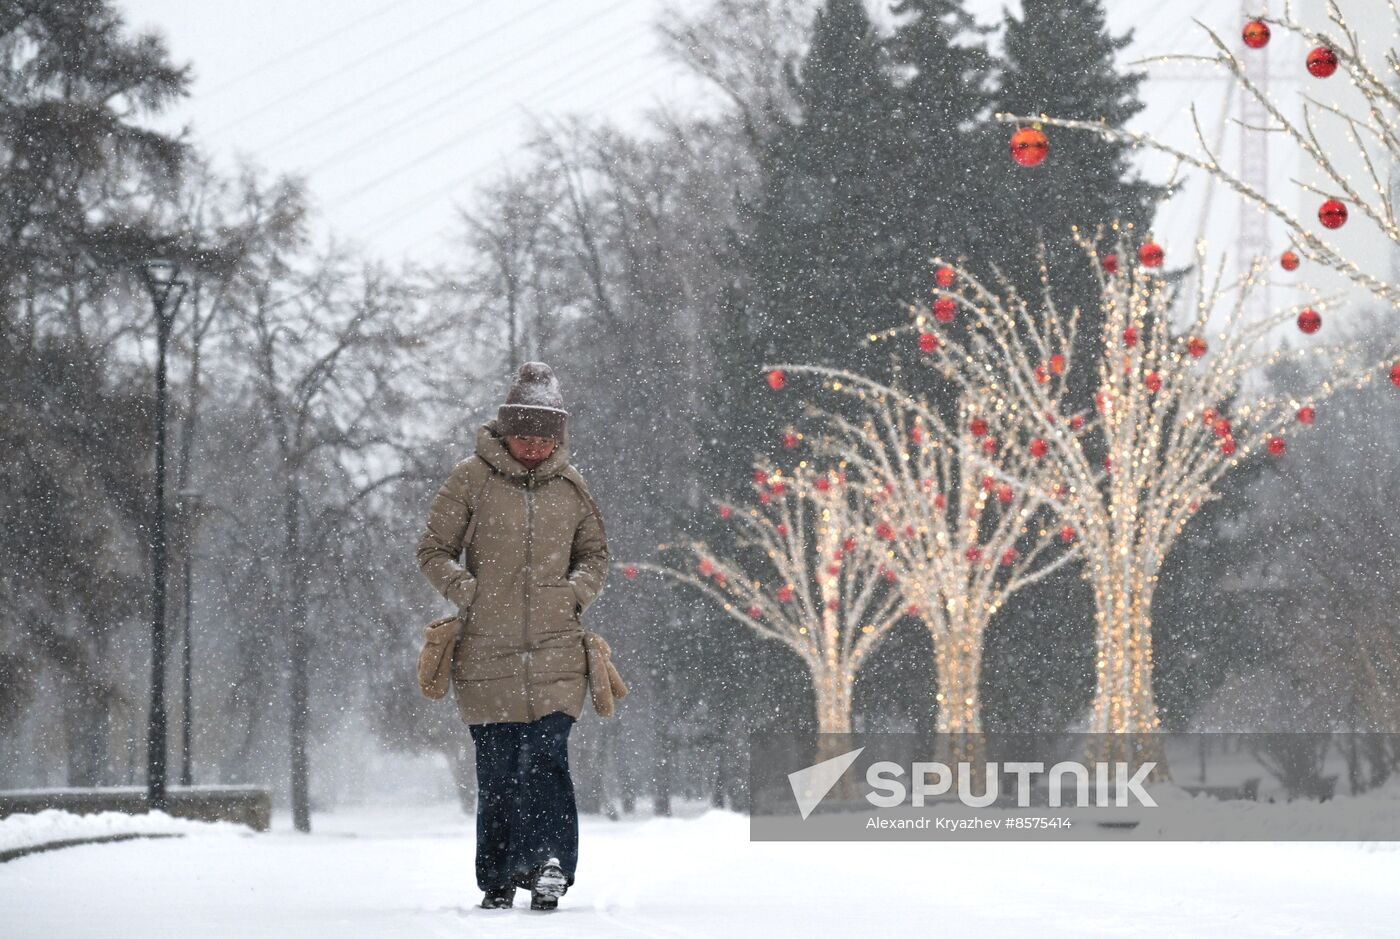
[480,886,515,909]
[528,856,567,911]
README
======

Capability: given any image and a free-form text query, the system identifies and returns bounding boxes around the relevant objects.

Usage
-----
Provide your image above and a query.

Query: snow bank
[0,808,251,855]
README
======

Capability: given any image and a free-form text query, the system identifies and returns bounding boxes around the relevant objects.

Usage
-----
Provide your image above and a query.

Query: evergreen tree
[704,0,899,525]
[0,1,190,306]
[883,0,998,310]
[752,0,898,379]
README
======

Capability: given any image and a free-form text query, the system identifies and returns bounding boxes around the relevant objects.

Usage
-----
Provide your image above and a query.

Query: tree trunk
[284,481,312,832]
[813,667,857,800]
[1088,563,1169,780]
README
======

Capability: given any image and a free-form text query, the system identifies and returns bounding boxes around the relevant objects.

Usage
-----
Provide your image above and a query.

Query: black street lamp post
[140,259,188,812]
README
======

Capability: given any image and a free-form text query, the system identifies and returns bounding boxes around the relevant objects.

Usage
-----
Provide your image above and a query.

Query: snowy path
[2,801,1397,937]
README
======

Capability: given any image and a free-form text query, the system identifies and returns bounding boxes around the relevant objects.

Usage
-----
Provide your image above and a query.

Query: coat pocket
[535,583,579,632]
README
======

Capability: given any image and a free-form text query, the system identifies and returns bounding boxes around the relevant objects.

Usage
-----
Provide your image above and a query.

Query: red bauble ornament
[1035,364,1051,385]
[748,605,763,619]
[1297,406,1316,425]
[882,567,898,583]
[935,266,956,288]
[814,477,830,492]
[1220,437,1237,455]
[1188,336,1209,358]
[1297,308,1322,334]
[783,431,799,449]
[1139,242,1165,268]
[1202,407,1217,425]
[981,475,995,491]
[623,565,638,580]
[698,558,714,576]
[1030,438,1049,459]
[996,483,1014,505]
[1049,353,1067,375]
[876,521,897,541]
[1267,436,1286,456]
[1010,127,1049,167]
[767,368,786,390]
[911,425,924,444]
[758,491,771,505]
[1102,254,1119,275]
[776,523,788,536]
[1390,362,1400,387]
[933,297,956,323]
[719,505,733,519]
[1280,250,1300,271]
[918,331,939,354]
[1243,19,1271,49]
[1103,456,1112,473]
[1123,326,1138,348]
[965,546,983,565]
[753,469,768,485]
[1069,415,1085,431]
[1000,548,1018,567]
[1213,417,1232,438]
[933,493,947,510]
[1059,525,1076,544]
[1307,46,1339,78]
[770,482,786,497]
[1319,199,1348,229]
[1145,371,1162,394]
[969,417,988,437]
[981,437,998,455]
[842,537,856,553]
[777,585,794,603]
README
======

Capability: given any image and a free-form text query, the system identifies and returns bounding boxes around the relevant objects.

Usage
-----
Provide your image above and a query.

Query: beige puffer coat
[415,419,610,725]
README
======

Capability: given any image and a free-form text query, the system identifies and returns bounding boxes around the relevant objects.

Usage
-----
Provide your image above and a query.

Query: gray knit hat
[496,361,568,441]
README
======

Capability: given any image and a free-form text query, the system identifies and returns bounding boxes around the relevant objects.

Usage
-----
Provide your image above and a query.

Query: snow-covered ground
[2,800,1397,937]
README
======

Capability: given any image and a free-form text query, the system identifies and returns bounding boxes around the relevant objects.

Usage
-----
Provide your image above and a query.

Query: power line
[324,33,670,209]
[259,0,587,159]
[302,17,649,176]
[278,0,640,169]
[207,0,495,137]
[373,64,681,254]
[199,0,412,98]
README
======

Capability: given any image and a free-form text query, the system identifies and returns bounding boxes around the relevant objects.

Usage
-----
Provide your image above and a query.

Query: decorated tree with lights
[806,232,1391,768]
[764,369,1079,765]
[621,459,907,753]
[1000,3,1400,310]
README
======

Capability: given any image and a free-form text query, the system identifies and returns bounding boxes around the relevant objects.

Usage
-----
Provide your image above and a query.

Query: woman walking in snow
[416,361,610,911]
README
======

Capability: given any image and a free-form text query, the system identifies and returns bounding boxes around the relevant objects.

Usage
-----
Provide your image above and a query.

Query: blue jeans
[468,710,578,892]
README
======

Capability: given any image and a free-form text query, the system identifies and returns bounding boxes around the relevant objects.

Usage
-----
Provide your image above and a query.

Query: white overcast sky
[117,0,1390,300]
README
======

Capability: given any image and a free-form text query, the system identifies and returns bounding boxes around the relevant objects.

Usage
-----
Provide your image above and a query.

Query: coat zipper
[523,474,534,722]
